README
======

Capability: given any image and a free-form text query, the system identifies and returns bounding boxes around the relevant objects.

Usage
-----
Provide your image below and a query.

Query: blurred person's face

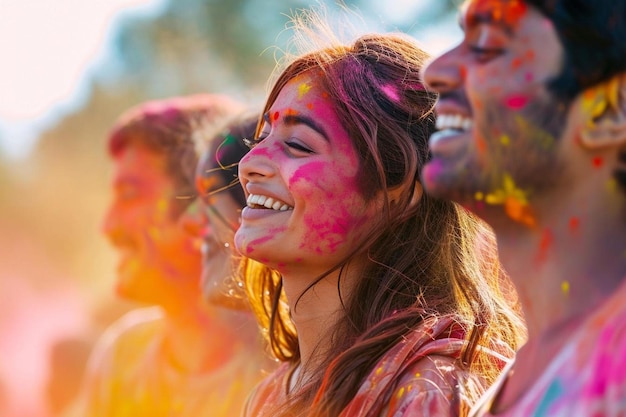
[192,149,244,308]
[102,144,202,307]
[421,0,576,225]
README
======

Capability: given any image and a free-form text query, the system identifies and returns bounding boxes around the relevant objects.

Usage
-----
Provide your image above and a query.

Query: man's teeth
[436,114,473,131]
[246,194,293,211]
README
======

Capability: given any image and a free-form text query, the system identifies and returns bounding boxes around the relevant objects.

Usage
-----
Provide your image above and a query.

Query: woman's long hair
[240,9,526,416]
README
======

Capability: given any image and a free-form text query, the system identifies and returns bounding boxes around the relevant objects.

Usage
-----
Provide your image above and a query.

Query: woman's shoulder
[243,362,291,417]
[341,315,469,416]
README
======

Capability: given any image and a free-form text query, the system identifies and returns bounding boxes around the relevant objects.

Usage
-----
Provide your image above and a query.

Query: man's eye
[469,45,504,62]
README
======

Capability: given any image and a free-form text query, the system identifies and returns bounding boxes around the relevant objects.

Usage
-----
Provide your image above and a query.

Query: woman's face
[235,72,380,276]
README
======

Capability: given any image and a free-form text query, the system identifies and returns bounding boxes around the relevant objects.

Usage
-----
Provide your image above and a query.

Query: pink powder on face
[592,156,604,168]
[289,159,365,255]
[505,95,529,109]
[245,226,287,255]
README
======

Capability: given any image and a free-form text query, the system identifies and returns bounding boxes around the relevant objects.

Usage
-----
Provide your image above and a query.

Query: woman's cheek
[289,161,367,255]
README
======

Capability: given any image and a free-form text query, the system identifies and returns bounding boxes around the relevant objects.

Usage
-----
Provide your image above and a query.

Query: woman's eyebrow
[283,113,330,143]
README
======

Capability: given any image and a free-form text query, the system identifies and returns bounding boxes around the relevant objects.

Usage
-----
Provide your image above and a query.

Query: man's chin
[114,274,151,303]
[422,158,468,201]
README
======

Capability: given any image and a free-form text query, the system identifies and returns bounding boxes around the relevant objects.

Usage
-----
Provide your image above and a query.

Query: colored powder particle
[306,102,314,110]
[592,156,604,168]
[511,57,523,69]
[506,95,529,110]
[297,82,312,98]
[381,84,400,102]
[536,228,553,263]
[500,135,510,146]
[504,196,536,227]
[272,111,280,121]
[469,0,527,26]
[606,178,618,193]
[569,217,580,231]
[476,135,487,153]
[561,281,570,295]
[475,191,485,201]
[223,133,235,145]
[460,65,468,81]
[525,72,534,82]
[535,379,563,416]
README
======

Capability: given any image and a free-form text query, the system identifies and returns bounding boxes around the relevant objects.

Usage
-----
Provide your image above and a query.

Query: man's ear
[580,73,626,149]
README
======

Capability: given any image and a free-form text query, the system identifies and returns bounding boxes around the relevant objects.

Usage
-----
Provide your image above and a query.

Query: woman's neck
[281,266,355,370]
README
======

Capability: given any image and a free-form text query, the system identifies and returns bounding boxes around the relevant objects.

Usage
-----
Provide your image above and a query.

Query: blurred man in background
[67,94,267,417]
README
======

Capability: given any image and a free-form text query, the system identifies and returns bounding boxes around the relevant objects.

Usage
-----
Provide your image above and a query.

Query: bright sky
[0,0,165,159]
[0,0,460,160]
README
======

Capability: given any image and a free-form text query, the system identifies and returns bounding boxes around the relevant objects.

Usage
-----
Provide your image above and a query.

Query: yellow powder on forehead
[297,82,312,99]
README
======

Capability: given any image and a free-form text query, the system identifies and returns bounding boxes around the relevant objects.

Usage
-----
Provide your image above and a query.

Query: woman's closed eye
[285,139,314,155]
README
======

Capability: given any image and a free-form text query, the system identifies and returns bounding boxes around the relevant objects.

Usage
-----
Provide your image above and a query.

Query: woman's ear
[580,73,626,150]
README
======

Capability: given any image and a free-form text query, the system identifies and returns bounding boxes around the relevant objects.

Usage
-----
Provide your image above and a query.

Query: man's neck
[493,197,626,341]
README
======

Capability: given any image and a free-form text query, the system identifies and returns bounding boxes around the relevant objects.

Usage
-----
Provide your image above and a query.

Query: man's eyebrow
[461,10,515,34]
[283,113,330,142]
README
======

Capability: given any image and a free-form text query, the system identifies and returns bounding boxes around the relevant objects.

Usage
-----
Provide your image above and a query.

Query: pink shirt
[471,280,626,417]
[244,315,506,416]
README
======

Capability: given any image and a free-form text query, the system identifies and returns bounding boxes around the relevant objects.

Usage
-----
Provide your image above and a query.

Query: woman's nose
[238,140,276,184]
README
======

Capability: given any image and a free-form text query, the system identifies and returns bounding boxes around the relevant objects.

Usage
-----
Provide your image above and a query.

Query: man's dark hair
[527,0,626,99]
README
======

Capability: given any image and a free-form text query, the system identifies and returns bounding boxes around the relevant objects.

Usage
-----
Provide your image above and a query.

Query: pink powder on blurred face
[505,95,529,109]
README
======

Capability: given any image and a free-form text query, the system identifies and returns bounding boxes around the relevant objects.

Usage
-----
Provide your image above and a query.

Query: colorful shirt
[470,280,626,417]
[244,315,504,417]
[70,306,272,417]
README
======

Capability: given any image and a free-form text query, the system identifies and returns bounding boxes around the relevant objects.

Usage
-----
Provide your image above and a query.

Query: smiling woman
[235,8,526,417]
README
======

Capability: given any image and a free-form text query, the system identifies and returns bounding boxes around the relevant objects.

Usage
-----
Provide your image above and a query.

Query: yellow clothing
[73,306,271,417]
